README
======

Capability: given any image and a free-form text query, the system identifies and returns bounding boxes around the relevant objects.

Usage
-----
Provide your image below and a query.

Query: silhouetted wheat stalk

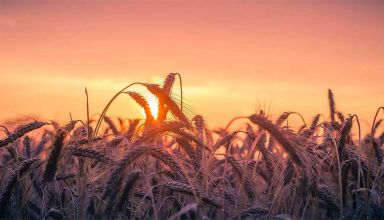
[43,131,66,182]
[249,114,306,167]
[0,74,382,219]
[0,158,39,216]
[0,121,46,148]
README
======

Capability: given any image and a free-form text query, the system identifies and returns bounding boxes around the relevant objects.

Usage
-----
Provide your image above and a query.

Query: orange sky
[1,1,383,132]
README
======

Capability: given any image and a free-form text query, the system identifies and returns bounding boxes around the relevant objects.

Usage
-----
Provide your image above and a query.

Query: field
[0,73,383,220]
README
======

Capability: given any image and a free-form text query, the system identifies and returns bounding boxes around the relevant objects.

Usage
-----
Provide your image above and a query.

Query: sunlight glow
[140,94,159,120]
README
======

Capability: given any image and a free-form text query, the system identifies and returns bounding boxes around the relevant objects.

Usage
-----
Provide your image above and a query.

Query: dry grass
[0,73,383,219]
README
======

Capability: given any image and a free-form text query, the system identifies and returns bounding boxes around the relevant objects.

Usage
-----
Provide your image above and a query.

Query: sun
[140,94,159,120]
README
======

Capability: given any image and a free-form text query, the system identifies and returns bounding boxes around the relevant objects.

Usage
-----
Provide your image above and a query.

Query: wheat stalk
[126,91,155,123]
[67,146,115,164]
[0,158,39,216]
[0,121,46,148]
[225,155,255,200]
[23,136,31,158]
[43,131,66,182]
[157,73,176,122]
[161,181,222,208]
[249,114,306,167]
[114,170,141,212]
[146,84,189,125]
[104,116,119,135]
[328,89,336,124]
[104,145,152,199]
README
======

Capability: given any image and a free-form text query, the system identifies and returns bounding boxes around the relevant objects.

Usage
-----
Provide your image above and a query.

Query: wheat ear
[0,121,46,148]
[43,131,66,182]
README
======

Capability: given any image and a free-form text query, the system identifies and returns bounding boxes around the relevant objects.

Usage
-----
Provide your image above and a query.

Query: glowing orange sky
[1,1,383,131]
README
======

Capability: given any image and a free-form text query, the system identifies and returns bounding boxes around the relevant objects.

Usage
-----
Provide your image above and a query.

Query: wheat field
[0,73,383,220]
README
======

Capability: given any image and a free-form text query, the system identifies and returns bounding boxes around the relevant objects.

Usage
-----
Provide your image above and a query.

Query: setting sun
[140,94,159,120]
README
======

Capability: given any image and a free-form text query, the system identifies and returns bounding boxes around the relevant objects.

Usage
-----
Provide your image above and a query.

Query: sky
[0,1,383,132]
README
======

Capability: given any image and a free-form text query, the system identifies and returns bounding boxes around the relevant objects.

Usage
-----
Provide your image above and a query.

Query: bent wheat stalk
[248,114,305,167]
[0,121,46,148]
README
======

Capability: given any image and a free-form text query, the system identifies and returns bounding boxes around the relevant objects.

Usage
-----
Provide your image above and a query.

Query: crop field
[0,73,383,219]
